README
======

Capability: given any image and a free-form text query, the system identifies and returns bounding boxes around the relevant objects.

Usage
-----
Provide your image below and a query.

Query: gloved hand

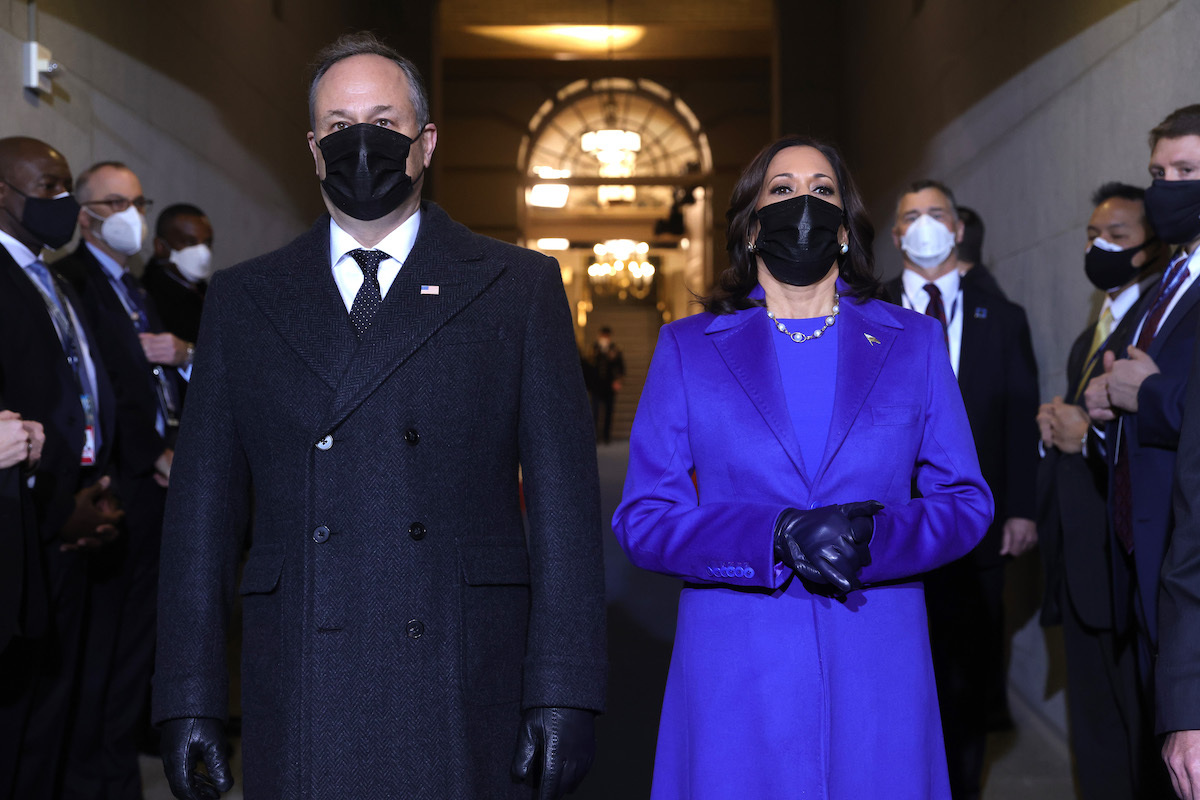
[511,706,596,799]
[773,501,884,597]
[160,717,233,800]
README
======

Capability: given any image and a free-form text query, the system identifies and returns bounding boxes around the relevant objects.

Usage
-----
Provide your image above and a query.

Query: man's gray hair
[76,161,132,203]
[308,32,430,132]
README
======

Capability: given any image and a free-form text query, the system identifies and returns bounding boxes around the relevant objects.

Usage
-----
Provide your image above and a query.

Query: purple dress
[612,286,993,799]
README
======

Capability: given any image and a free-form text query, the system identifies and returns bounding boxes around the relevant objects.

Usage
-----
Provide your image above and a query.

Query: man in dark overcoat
[152,33,607,800]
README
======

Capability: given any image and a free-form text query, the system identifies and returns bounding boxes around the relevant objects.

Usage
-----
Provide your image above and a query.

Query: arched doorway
[517,77,712,440]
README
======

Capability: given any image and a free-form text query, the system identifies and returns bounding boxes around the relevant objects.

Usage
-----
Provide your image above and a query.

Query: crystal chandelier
[588,239,655,300]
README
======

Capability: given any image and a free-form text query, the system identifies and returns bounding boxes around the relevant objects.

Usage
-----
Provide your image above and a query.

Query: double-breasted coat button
[312,525,330,543]
[406,619,424,639]
[316,435,333,450]
[409,522,426,541]
[404,429,420,446]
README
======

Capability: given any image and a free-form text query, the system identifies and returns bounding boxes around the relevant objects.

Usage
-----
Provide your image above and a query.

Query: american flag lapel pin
[420,285,440,295]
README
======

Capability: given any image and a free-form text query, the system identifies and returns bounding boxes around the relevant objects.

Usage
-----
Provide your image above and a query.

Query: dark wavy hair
[703,135,879,315]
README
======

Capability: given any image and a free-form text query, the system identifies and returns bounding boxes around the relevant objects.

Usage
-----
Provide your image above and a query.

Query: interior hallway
[139,441,1074,799]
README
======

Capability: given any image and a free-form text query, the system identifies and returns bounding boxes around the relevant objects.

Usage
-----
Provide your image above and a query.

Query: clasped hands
[0,409,44,469]
[773,501,884,598]
[1085,347,1160,422]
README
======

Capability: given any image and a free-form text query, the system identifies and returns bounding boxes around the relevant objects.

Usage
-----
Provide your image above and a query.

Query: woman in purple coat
[612,136,994,799]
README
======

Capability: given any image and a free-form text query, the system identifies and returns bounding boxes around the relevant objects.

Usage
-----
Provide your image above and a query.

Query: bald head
[0,136,75,251]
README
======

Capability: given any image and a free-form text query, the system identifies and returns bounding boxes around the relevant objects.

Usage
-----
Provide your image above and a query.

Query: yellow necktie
[1074,306,1114,402]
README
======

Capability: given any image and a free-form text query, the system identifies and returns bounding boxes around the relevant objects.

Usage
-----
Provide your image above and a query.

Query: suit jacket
[960,263,1006,299]
[0,246,116,542]
[612,288,992,799]
[1106,270,1200,645]
[57,243,178,479]
[152,204,606,799]
[885,276,1040,567]
[0,388,44,650]
[142,259,205,344]
[1035,306,1141,628]
[1157,311,1200,733]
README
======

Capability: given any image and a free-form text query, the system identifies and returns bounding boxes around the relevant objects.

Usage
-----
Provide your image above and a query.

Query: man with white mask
[884,179,1040,800]
[144,204,214,346]
[55,161,188,800]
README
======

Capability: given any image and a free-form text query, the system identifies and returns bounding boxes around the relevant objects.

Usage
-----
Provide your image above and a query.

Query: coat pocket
[461,544,530,705]
[871,404,920,426]
[239,545,285,595]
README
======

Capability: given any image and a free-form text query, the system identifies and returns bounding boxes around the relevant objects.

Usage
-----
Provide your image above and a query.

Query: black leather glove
[160,717,233,800]
[511,706,596,799]
[773,501,884,597]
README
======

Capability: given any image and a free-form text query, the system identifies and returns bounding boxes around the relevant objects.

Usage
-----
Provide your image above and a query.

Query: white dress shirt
[329,211,422,313]
[900,267,963,377]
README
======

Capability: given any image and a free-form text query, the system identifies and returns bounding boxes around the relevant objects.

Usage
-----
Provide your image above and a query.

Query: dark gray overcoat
[152,203,606,799]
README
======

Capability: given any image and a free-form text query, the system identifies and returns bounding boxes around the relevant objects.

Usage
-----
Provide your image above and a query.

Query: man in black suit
[1086,106,1200,709]
[1101,106,1200,800]
[143,204,213,345]
[153,33,606,800]
[1037,182,1165,799]
[56,160,188,800]
[885,179,1040,800]
[0,136,122,799]
[590,326,625,444]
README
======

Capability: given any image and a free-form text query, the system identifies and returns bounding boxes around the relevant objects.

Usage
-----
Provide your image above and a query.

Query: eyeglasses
[83,196,153,213]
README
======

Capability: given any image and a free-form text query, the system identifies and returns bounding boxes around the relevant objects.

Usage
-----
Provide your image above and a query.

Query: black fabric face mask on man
[1084,239,1155,291]
[3,182,80,249]
[1145,178,1200,245]
[752,194,845,287]
[318,123,424,221]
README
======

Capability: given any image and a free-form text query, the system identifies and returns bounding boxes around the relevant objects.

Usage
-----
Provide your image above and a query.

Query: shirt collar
[329,209,422,270]
[0,229,39,268]
[901,264,961,300]
[85,240,127,282]
[1104,274,1155,323]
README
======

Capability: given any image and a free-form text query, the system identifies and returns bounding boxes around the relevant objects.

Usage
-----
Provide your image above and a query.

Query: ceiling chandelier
[581,0,639,204]
[588,239,655,300]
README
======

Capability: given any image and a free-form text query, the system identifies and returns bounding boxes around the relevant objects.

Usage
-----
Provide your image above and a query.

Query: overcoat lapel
[319,205,504,432]
[709,306,811,488]
[242,219,356,391]
[957,285,987,397]
[812,299,898,486]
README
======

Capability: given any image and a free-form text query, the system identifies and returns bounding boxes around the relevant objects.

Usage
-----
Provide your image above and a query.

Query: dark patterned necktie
[924,283,949,349]
[1113,250,1191,554]
[348,249,387,337]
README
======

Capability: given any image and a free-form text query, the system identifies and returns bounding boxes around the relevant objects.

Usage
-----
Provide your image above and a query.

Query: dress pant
[0,547,87,800]
[1060,583,1141,800]
[925,558,1005,800]
[592,389,616,443]
[62,475,164,800]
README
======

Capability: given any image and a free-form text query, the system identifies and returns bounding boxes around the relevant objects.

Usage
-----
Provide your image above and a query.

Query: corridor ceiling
[440,0,773,60]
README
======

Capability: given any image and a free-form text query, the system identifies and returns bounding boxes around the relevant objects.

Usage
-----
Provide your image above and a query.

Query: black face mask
[1084,238,1155,291]
[318,123,424,221]
[751,194,844,287]
[3,182,80,249]
[1145,178,1200,245]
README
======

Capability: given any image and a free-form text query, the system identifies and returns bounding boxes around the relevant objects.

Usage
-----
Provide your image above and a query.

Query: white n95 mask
[901,214,957,270]
[171,243,214,283]
[94,206,147,256]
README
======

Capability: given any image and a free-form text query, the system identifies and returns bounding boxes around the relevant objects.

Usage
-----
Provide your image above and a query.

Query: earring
[840,242,849,254]
[747,239,758,253]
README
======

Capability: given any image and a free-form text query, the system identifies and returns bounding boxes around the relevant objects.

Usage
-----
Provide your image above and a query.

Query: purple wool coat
[612,287,993,800]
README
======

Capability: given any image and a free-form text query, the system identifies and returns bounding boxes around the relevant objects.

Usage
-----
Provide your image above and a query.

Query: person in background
[1085,112,1200,799]
[0,135,122,799]
[56,160,187,800]
[143,204,213,345]
[590,326,625,444]
[1037,182,1165,800]
[613,134,992,799]
[956,206,1005,298]
[885,179,1040,800]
